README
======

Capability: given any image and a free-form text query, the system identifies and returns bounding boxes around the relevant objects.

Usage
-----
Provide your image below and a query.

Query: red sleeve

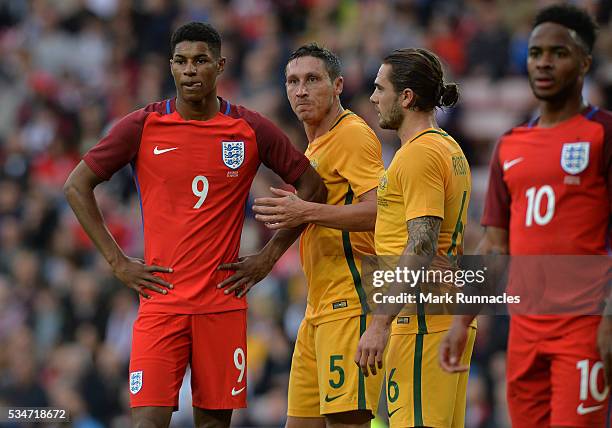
[481,140,511,228]
[83,100,167,180]
[592,109,612,215]
[232,105,310,184]
[605,128,612,216]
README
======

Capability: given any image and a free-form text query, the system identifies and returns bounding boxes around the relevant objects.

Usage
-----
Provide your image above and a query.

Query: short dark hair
[170,22,221,57]
[533,4,598,53]
[383,48,459,111]
[287,43,342,81]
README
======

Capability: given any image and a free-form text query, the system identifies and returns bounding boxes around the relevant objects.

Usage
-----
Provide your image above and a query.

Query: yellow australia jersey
[375,128,471,334]
[300,110,385,325]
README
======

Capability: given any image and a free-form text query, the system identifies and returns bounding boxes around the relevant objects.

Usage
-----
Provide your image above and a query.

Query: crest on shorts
[222,141,244,170]
[561,142,590,175]
[130,371,143,394]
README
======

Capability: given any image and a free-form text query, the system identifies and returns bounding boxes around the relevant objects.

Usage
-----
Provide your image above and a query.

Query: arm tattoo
[405,216,441,256]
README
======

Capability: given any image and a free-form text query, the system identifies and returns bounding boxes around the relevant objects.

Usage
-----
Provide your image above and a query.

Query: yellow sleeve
[395,142,446,221]
[335,123,384,197]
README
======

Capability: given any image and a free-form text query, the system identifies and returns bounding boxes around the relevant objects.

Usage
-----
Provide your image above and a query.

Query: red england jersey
[483,106,612,255]
[83,98,310,314]
[482,106,612,330]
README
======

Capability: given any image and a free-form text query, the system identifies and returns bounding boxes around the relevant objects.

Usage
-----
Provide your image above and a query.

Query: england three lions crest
[561,142,590,175]
[129,370,143,394]
[222,141,245,170]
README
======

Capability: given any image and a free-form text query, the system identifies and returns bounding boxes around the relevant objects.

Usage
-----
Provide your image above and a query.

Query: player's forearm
[303,200,376,231]
[294,166,328,206]
[373,254,435,319]
[454,314,476,327]
[477,226,509,255]
[259,224,307,264]
[256,166,325,263]
[374,217,441,319]
[64,179,127,268]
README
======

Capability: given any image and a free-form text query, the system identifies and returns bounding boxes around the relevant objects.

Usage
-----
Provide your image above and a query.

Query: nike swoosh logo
[231,386,245,396]
[153,146,178,155]
[503,157,524,171]
[577,403,603,415]
[324,392,346,402]
[388,407,402,418]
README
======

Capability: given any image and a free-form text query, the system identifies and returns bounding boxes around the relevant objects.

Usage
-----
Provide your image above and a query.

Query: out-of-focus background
[0,0,610,427]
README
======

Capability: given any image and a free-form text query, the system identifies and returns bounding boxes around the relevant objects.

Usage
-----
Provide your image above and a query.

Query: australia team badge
[130,370,143,394]
[561,142,589,175]
[378,173,388,192]
[222,141,245,170]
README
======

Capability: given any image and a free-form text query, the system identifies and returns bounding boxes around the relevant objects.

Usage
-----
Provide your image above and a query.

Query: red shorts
[129,309,247,410]
[507,316,610,427]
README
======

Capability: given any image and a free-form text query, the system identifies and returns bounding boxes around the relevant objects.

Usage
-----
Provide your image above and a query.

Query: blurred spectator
[105,288,138,364]
[60,270,108,343]
[466,1,511,79]
[48,381,104,428]
[1,326,48,407]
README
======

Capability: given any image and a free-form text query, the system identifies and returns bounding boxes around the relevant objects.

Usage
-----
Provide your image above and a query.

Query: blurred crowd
[0,0,610,427]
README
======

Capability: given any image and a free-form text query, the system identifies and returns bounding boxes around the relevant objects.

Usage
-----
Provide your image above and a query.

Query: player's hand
[597,316,612,385]
[217,253,274,298]
[354,316,389,377]
[439,320,470,373]
[252,187,310,229]
[112,256,173,299]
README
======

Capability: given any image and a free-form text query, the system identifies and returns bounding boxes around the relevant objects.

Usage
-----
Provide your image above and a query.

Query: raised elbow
[63,174,88,207]
[63,177,77,201]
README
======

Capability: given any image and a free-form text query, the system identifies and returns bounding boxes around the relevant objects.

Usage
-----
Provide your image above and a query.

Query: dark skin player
[64,39,325,428]
[439,18,612,405]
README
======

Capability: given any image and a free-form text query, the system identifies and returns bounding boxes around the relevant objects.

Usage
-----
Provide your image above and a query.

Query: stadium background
[0,0,610,427]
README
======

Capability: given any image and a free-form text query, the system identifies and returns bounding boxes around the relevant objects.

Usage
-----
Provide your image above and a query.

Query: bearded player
[355,47,474,428]
[223,43,386,428]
